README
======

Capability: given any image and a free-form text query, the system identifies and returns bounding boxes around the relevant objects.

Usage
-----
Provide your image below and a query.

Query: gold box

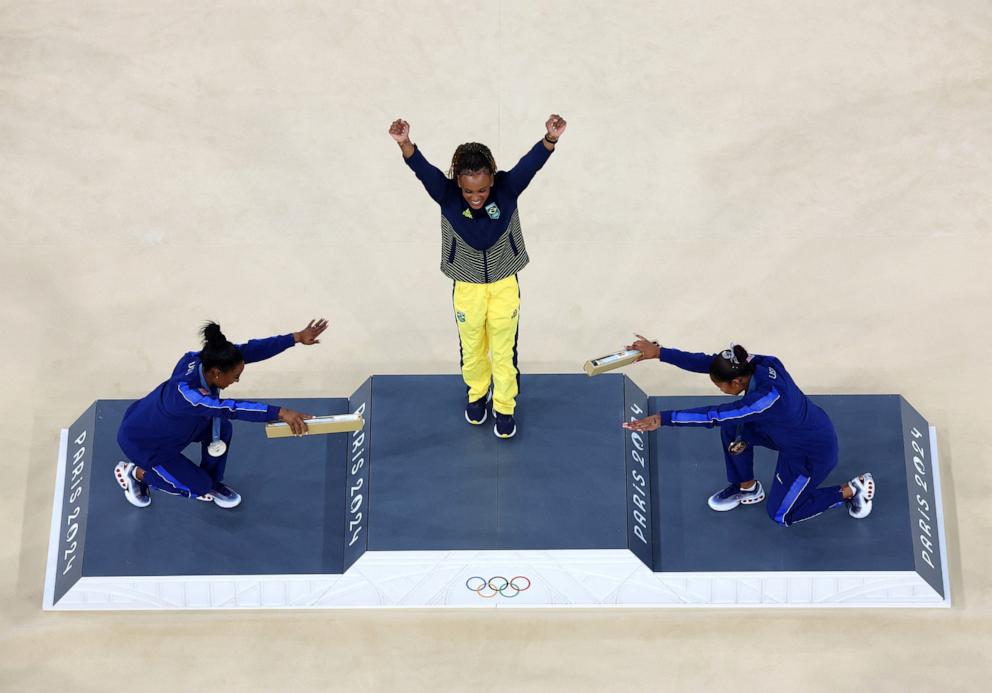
[583,349,642,376]
[265,413,365,438]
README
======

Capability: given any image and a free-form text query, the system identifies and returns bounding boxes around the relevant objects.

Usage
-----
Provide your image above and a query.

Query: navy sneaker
[707,481,765,511]
[494,412,517,439]
[465,396,488,425]
[210,482,242,509]
[114,461,150,508]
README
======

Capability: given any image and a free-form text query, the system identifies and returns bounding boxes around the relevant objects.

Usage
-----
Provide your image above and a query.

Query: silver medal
[207,439,227,457]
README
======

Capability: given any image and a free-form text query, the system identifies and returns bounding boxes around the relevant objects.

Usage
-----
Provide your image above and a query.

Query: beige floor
[2,1,991,690]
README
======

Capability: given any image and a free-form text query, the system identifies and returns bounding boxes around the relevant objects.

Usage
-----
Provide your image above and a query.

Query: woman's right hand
[623,414,661,432]
[389,118,411,143]
[626,334,661,361]
[278,407,313,436]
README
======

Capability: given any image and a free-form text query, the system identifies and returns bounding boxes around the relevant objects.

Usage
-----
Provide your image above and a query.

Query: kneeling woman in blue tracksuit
[623,337,875,526]
[114,320,325,509]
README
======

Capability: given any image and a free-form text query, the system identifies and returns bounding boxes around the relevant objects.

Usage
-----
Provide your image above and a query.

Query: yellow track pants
[452,274,520,416]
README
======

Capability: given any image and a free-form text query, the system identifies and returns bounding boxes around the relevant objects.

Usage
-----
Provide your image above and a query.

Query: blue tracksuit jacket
[117,334,294,457]
[657,348,836,454]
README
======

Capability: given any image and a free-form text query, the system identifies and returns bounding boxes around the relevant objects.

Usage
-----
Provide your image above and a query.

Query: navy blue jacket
[117,334,294,456]
[657,348,835,452]
[404,141,552,251]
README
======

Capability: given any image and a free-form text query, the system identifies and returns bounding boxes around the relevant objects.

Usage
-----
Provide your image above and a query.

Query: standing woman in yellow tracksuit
[389,114,566,438]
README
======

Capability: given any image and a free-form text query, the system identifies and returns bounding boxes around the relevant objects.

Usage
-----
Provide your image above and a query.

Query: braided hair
[200,321,244,373]
[448,142,496,179]
[709,344,756,383]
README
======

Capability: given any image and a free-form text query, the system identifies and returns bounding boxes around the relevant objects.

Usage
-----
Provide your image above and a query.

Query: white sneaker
[707,481,765,511]
[114,461,150,508]
[209,482,242,509]
[848,473,875,519]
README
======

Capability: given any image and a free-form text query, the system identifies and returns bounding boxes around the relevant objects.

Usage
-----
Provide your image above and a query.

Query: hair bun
[201,321,227,347]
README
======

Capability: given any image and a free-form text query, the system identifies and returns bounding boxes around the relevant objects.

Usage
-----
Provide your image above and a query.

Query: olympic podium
[45,375,950,609]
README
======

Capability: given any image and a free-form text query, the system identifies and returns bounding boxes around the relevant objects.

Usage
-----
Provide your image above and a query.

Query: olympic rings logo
[465,575,531,598]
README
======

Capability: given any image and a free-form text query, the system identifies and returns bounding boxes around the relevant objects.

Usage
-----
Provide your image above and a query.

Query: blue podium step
[54,397,349,601]
[367,374,629,551]
[650,394,914,573]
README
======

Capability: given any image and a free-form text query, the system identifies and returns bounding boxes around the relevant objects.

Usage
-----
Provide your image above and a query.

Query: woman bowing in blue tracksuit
[114,320,326,510]
[623,337,875,526]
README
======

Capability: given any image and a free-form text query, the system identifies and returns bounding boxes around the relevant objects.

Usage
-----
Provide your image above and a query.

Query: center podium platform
[45,374,950,609]
[367,374,628,551]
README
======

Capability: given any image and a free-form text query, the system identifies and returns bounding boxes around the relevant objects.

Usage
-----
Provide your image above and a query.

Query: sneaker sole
[708,489,765,512]
[212,495,241,509]
[113,462,131,492]
[465,410,488,426]
[849,499,873,519]
[861,474,875,501]
[114,462,150,508]
[493,423,517,439]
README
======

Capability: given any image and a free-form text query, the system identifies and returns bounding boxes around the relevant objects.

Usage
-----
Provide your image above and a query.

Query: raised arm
[626,336,712,374]
[501,114,567,196]
[236,334,294,364]
[238,318,329,363]
[660,348,713,373]
[389,118,449,204]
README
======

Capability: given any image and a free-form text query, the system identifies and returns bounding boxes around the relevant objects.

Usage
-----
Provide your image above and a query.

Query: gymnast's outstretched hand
[623,414,660,433]
[626,334,661,361]
[294,318,329,345]
[545,114,567,140]
[389,118,411,143]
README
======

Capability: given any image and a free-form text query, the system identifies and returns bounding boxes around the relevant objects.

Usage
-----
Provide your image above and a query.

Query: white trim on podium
[48,550,948,610]
[43,429,70,610]
[929,425,951,605]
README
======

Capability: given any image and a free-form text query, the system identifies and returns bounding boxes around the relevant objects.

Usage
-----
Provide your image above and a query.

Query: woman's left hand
[545,114,567,140]
[623,414,660,432]
[294,318,329,345]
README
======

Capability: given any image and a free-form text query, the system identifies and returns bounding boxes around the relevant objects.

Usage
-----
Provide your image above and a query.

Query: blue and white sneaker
[465,396,488,425]
[114,461,150,508]
[847,473,875,519]
[494,412,517,439]
[210,482,241,509]
[707,481,765,512]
